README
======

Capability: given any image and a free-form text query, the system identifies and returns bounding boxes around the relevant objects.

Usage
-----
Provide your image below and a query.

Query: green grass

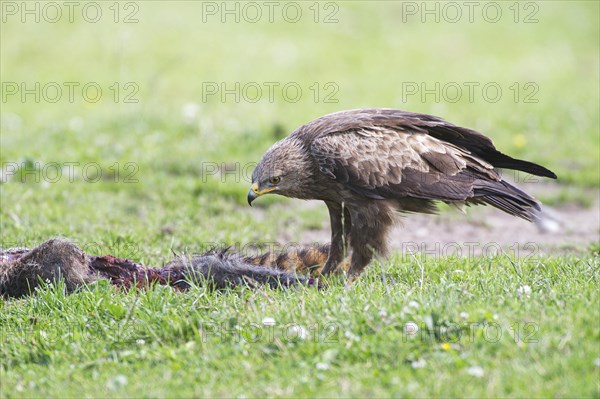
[1,1,599,397]
[1,254,598,397]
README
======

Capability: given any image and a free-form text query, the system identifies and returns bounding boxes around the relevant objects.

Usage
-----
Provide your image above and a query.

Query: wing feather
[310,127,496,202]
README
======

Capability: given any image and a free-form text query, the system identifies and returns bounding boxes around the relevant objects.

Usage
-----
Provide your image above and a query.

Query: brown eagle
[247,108,557,278]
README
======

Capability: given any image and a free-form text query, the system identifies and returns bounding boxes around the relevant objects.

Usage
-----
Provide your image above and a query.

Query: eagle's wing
[310,125,545,221]
[301,108,556,180]
[310,126,497,202]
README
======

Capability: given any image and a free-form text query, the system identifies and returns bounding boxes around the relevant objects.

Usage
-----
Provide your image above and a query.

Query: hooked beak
[247,182,276,206]
[248,184,259,206]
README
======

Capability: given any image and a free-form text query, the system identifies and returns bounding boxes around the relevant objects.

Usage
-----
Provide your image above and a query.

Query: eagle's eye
[269,176,281,184]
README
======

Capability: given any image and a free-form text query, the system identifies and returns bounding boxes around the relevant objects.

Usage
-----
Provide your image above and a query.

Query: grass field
[1,255,598,397]
[1,1,599,397]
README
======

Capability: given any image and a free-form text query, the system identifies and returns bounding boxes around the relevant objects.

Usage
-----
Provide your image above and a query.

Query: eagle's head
[248,138,314,205]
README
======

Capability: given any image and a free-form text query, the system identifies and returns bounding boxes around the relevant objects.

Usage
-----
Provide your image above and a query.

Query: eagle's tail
[472,179,541,222]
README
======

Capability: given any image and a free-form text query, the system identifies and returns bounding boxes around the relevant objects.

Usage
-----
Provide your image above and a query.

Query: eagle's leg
[346,204,392,278]
[320,201,350,275]
[347,242,375,278]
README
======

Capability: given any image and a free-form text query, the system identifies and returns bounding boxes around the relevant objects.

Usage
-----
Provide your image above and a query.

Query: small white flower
[181,102,200,122]
[594,358,600,367]
[68,117,84,131]
[262,317,275,326]
[287,324,307,340]
[106,374,128,390]
[408,301,420,309]
[184,341,196,350]
[344,330,360,341]
[316,362,329,370]
[404,322,419,336]
[379,308,388,318]
[517,285,532,299]
[136,339,145,345]
[467,366,484,378]
[459,311,469,319]
[411,359,426,369]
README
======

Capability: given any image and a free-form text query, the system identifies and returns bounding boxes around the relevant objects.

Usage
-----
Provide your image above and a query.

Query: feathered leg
[347,202,394,277]
[320,201,350,275]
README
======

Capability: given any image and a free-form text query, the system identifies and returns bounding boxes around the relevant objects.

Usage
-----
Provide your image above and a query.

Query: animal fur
[0,239,331,298]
